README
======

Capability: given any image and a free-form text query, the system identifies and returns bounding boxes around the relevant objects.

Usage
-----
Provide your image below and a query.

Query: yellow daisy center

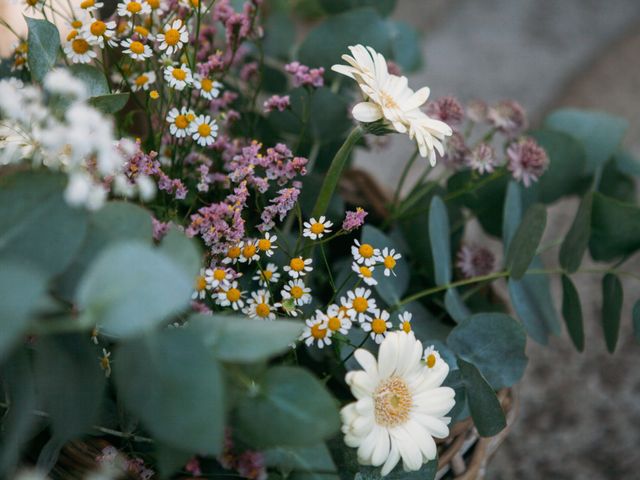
[127,1,142,13]
[426,353,436,369]
[261,270,273,281]
[66,30,78,41]
[359,266,373,278]
[174,114,190,129]
[134,26,150,37]
[200,78,213,92]
[172,68,187,81]
[71,20,83,29]
[195,275,206,291]
[227,246,241,259]
[359,243,374,258]
[352,296,368,313]
[374,376,412,427]
[328,316,341,331]
[257,238,271,251]
[384,255,396,269]
[90,20,107,36]
[371,318,387,334]
[242,244,256,258]
[147,0,160,8]
[226,288,241,302]
[310,222,325,234]
[134,74,149,86]
[190,0,199,7]
[80,0,94,7]
[72,38,90,54]
[213,269,226,281]
[164,28,181,46]
[255,303,270,318]
[402,321,412,333]
[150,90,159,99]
[290,286,303,299]
[290,257,305,272]
[311,323,327,340]
[129,41,145,55]
[198,123,212,137]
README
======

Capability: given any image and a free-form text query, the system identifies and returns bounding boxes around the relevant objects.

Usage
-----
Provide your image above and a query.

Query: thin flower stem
[444,169,506,202]
[339,335,368,366]
[392,148,419,207]
[320,244,336,292]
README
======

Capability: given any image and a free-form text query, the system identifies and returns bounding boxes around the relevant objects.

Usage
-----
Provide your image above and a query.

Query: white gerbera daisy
[283,256,313,278]
[64,32,97,64]
[253,263,280,287]
[205,266,232,289]
[301,313,332,348]
[303,216,333,240]
[256,232,277,257]
[216,281,244,310]
[130,70,156,91]
[326,304,352,335]
[79,0,104,12]
[344,287,377,323]
[164,64,193,91]
[341,331,455,475]
[352,239,379,267]
[166,107,195,138]
[191,268,209,300]
[332,44,452,166]
[84,19,117,47]
[157,19,188,56]
[398,311,412,333]
[117,0,151,17]
[121,38,152,61]
[191,114,218,147]
[281,279,311,306]
[222,244,242,264]
[238,239,259,264]
[376,247,401,277]
[244,290,276,321]
[362,308,392,344]
[194,75,222,100]
[352,261,377,286]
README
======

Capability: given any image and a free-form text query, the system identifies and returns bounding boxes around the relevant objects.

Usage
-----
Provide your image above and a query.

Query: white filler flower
[341,331,455,476]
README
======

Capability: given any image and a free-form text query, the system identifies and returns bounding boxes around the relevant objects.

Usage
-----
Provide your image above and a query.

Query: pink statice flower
[466,143,496,174]
[507,137,549,187]
[466,99,488,123]
[263,94,290,113]
[237,451,267,480]
[259,187,300,231]
[442,131,469,171]
[152,217,172,241]
[342,207,368,231]
[487,100,527,136]
[457,245,495,278]
[285,61,325,88]
[426,96,464,126]
[240,61,259,82]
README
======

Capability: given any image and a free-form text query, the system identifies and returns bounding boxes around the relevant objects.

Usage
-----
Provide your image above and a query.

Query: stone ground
[355,1,640,478]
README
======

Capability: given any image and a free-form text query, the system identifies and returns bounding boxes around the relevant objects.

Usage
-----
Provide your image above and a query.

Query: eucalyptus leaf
[444,288,471,323]
[560,275,585,352]
[309,88,352,143]
[265,443,338,480]
[589,192,640,261]
[154,443,194,479]
[505,203,546,279]
[386,20,421,72]
[428,196,451,286]
[559,193,592,273]
[158,226,202,280]
[319,0,396,16]
[25,17,60,82]
[633,300,640,343]
[263,11,295,60]
[502,181,523,251]
[89,92,129,113]
[601,273,623,353]
[69,64,109,97]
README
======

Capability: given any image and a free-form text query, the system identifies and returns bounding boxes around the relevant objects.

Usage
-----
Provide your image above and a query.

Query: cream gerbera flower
[117,0,151,17]
[244,290,276,321]
[362,308,392,344]
[332,44,452,166]
[303,216,333,240]
[157,19,188,56]
[130,70,156,91]
[164,64,193,91]
[301,313,332,348]
[341,332,455,475]
[121,38,152,61]
[344,287,377,323]
[253,263,280,287]
[256,232,277,257]
[191,114,219,147]
[352,261,377,286]
[166,106,195,138]
[194,75,222,100]
[283,256,313,278]
[216,281,244,310]
[352,239,379,267]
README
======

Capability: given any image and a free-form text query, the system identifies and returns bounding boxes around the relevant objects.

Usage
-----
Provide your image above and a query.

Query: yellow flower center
[16,43,28,54]
[195,275,206,291]
[311,323,327,340]
[257,238,271,251]
[290,257,305,272]
[352,297,368,313]
[371,318,387,334]
[172,68,187,81]
[186,113,195,122]
[384,255,396,270]
[66,30,78,41]
[328,316,341,331]
[242,244,256,258]
[359,243,374,258]
[164,28,181,46]
[227,246,241,259]
[127,1,142,13]
[72,38,90,54]
[134,26,150,37]
[426,353,436,369]
[90,20,107,36]
[129,41,145,55]
[174,114,190,129]
[402,321,412,333]
[310,222,325,234]
[200,78,213,92]
[374,376,412,427]
[150,90,159,99]
[261,270,273,281]
[380,91,399,110]
[290,286,303,299]
[190,0,199,7]
[134,74,148,86]
[255,303,270,318]
[198,123,212,137]
[80,0,94,7]
[148,0,160,8]
[226,288,241,302]
[213,269,226,281]
[71,20,83,29]
[26,0,38,5]
[359,266,373,278]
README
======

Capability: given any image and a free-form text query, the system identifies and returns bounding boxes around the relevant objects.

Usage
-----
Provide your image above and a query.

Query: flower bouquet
[1,1,639,479]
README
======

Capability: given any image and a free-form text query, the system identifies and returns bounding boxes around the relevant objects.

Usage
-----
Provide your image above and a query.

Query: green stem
[392,148,419,207]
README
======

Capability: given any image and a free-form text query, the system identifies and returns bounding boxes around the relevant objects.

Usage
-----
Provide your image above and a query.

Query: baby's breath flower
[164,63,193,90]
[376,247,401,277]
[239,239,260,264]
[166,106,195,138]
[121,38,152,61]
[191,114,219,147]
[326,304,352,335]
[192,268,210,300]
[130,70,156,91]
[301,313,332,348]
[351,239,379,266]
[362,308,392,344]
[117,0,152,17]
[256,232,277,257]
[64,32,97,64]
[281,279,311,306]
[344,287,377,323]
[194,75,222,100]
[351,261,377,286]
[253,263,280,287]
[244,290,275,321]
[303,216,333,240]
[216,281,245,310]
[157,19,188,56]
[283,256,313,278]
[398,311,412,333]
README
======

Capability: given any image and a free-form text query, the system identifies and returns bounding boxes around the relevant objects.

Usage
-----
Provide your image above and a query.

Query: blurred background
[2,0,639,478]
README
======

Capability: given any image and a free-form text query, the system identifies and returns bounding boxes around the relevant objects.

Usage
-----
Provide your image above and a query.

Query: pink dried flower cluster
[487,100,528,136]
[457,245,495,278]
[466,143,496,174]
[263,94,290,113]
[96,446,154,480]
[442,132,469,171]
[285,61,325,88]
[427,96,465,126]
[218,430,267,480]
[507,137,549,187]
[342,207,368,231]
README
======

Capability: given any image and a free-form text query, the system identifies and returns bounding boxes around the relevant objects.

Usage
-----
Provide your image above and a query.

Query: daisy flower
[377,247,401,277]
[205,266,233,289]
[130,71,156,91]
[344,287,377,323]
[398,311,412,333]
[164,64,193,91]
[252,263,280,287]
[156,19,188,56]
[341,331,455,475]
[194,75,222,100]
[352,239,379,266]
[191,268,209,300]
[238,239,259,264]
[131,24,154,40]
[303,216,333,240]
[216,281,244,310]
[99,348,112,378]
[423,345,445,371]
[326,304,352,335]
[257,232,277,257]
[64,32,97,64]
[166,107,195,138]
[80,0,104,12]
[244,290,276,321]
[191,114,219,147]
[281,279,311,306]
[84,19,117,47]
[362,308,392,344]
[121,38,152,61]
[300,313,332,349]
[117,0,151,17]
[352,262,377,286]
[222,244,242,264]
[283,256,313,278]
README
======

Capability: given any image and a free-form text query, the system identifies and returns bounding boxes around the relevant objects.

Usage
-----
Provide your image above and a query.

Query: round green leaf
[444,288,470,324]
[560,275,584,352]
[25,17,60,82]
[69,64,109,97]
[319,0,396,16]
[601,273,623,354]
[158,226,202,280]
[386,20,422,72]
[428,196,451,286]
[589,192,640,261]
[505,203,547,280]
[88,92,129,113]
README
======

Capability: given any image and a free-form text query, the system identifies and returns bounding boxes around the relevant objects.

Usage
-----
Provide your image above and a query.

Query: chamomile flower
[362,308,392,344]
[164,64,193,91]
[303,216,333,240]
[244,290,276,321]
[281,279,312,306]
[84,19,117,47]
[99,348,112,377]
[257,232,277,257]
[117,0,151,17]
[166,107,195,138]
[192,268,210,300]
[191,114,219,147]
[352,262,377,286]
[157,19,188,56]
[146,0,166,10]
[341,331,455,475]
[344,287,377,323]
[326,304,352,335]
[216,281,245,310]
[121,38,152,61]
[130,71,156,91]
[352,239,379,266]
[284,256,313,278]
[377,247,401,276]
[205,266,232,289]
[64,32,97,64]
[222,244,242,264]
[80,0,104,11]
[194,75,222,100]
[253,263,280,287]
[301,314,332,349]
[239,239,259,264]
[398,311,412,333]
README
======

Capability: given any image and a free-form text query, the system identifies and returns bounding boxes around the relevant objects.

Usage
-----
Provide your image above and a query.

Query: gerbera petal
[354,348,379,378]
[352,102,383,123]
[380,443,401,476]
[378,331,400,378]
[370,428,391,467]
[401,86,431,111]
